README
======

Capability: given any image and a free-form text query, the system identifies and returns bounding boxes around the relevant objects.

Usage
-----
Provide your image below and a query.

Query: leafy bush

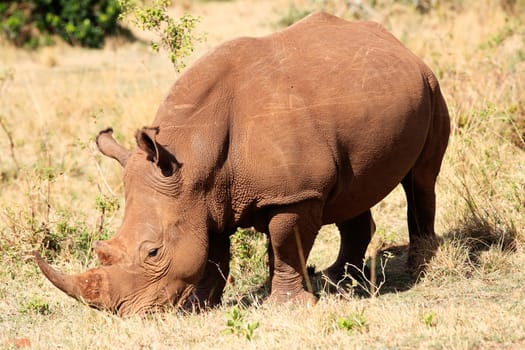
[228,228,268,297]
[336,309,368,333]
[18,296,51,315]
[222,306,260,341]
[276,3,311,27]
[119,0,203,71]
[0,0,122,48]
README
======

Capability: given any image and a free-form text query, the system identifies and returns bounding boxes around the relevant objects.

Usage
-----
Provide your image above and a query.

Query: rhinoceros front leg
[266,201,321,304]
[186,232,230,310]
[323,210,375,285]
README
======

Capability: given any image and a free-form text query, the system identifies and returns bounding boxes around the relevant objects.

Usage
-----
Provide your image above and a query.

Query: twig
[369,253,377,297]
[0,70,20,173]
[322,254,390,299]
[293,226,313,294]
[23,73,45,126]
[0,117,20,172]
[92,144,116,197]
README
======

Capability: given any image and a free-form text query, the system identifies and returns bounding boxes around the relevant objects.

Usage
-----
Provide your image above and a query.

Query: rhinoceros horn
[96,128,131,167]
[34,251,112,310]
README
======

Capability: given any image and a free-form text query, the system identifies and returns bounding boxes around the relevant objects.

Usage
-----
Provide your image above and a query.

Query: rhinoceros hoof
[267,290,318,306]
[407,238,440,277]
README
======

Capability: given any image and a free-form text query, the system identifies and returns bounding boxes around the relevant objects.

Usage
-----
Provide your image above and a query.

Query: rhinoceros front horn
[34,251,112,310]
[96,128,131,167]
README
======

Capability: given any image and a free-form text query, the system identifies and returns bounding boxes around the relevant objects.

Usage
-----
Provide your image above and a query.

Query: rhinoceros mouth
[174,284,197,309]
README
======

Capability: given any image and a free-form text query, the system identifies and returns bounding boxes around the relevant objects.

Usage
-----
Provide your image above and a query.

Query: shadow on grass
[226,210,520,307]
[307,244,418,299]
[372,244,416,295]
[442,212,518,262]
[226,244,418,308]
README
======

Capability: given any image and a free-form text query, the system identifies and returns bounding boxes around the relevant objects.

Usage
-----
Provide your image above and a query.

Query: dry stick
[370,253,377,297]
[293,226,313,294]
[23,73,45,127]
[0,117,20,172]
[45,154,52,226]
[98,202,106,235]
[0,71,19,171]
[369,216,377,297]
[23,73,52,226]
[92,146,116,197]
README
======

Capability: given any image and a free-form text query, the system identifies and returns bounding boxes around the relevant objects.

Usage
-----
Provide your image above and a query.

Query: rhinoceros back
[216,13,434,222]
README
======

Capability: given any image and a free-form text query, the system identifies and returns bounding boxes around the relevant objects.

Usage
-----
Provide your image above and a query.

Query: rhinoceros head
[35,128,210,315]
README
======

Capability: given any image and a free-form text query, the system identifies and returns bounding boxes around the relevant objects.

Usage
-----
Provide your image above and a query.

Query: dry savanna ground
[1,0,524,349]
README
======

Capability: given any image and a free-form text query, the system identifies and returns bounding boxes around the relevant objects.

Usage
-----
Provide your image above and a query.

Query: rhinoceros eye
[148,248,159,257]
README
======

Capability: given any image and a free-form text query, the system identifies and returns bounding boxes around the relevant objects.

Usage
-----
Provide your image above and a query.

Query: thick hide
[36,12,450,315]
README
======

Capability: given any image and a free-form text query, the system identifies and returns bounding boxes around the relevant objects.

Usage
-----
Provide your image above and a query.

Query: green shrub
[222,306,260,341]
[276,3,311,27]
[119,0,203,71]
[18,296,51,315]
[336,309,368,333]
[0,0,122,48]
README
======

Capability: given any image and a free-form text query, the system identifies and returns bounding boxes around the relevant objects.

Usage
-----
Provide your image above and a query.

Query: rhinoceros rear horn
[34,251,112,310]
[96,128,132,167]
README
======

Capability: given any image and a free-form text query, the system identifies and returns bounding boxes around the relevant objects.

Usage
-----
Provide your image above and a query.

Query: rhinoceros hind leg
[266,201,321,304]
[402,170,440,273]
[403,88,450,274]
[322,210,375,285]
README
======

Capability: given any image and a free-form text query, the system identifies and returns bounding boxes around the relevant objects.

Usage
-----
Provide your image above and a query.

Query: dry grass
[1,0,524,349]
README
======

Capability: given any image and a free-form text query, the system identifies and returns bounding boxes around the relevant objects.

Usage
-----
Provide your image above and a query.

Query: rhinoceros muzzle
[34,251,196,315]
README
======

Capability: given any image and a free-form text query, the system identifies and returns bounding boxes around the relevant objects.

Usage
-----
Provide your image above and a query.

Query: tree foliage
[0,0,122,48]
[119,0,203,71]
[1,0,203,71]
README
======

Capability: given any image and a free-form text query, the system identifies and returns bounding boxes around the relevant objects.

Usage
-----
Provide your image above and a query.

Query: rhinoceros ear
[96,128,131,167]
[136,127,160,162]
[136,127,179,176]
